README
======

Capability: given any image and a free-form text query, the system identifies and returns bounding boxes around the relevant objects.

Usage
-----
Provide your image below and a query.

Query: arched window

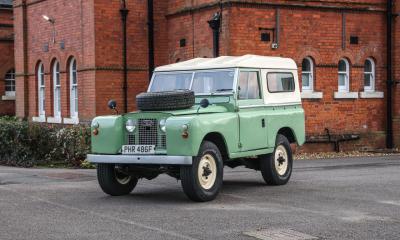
[301,57,314,91]
[37,63,45,117]
[338,58,350,92]
[69,58,78,118]
[52,61,61,118]
[364,58,375,92]
[4,69,15,97]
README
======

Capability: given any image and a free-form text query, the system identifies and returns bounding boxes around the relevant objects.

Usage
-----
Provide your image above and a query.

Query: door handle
[261,119,265,128]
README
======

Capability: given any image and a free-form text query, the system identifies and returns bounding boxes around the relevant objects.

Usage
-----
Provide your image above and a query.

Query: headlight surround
[159,119,167,132]
[92,121,99,129]
[181,124,189,131]
[126,118,137,132]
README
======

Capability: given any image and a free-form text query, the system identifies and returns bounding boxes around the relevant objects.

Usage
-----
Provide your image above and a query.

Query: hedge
[0,116,91,167]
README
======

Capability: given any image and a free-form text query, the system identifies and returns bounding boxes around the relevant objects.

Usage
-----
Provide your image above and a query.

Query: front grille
[126,118,166,150]
[139,119,158,145]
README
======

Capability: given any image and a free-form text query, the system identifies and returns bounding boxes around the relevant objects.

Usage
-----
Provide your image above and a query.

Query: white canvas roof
[155,55,297,72]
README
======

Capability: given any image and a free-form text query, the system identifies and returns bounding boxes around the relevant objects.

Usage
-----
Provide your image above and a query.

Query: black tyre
[97,164,138,196]
[180,141,223,202]
[136,90,195,111]
[260,134,293,185]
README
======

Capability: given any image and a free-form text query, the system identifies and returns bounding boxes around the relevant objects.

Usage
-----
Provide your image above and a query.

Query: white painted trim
[301,91,323,99]
[359,91,384,99]
[63,117,79,125]
[47,117,62,124]
[1,95,16,101]
[32,116,46,123]
[334,91,358,99]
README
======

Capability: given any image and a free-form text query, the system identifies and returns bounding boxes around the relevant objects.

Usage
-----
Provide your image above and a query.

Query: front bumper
[87,154,193,165]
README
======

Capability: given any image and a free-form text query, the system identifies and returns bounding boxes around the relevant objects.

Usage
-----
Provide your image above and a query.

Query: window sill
[301,91,323,99]
[47,117,62,124]
[32,116,46,122]
[1,95,15,101]
[334,92,358,99]
[63,117,79,125]
[359,91,384,99]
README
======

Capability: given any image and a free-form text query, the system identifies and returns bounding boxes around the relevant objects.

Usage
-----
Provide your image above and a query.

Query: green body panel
[91,103,305,158]
[165,112,239,156]
[91,115,124,154]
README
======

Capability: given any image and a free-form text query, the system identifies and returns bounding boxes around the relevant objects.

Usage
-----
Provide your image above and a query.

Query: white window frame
[301,57,314,92]
[364,58,375,92]
[69,58,78,119]
[38,63,45,117]
[338,59,350,92]
[53,61,61,118]
[4,69,15,97]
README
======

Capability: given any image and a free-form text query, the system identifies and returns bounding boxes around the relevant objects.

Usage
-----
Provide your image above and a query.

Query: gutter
[148,0,155,81]
[120,1,129,113]
[386,0,394,148]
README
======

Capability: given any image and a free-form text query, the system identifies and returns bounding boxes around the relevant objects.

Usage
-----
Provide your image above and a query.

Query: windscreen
[149,73,193,92]
[149,69,235,95]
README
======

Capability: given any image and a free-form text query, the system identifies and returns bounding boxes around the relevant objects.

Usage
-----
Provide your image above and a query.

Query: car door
[237,69,268,151]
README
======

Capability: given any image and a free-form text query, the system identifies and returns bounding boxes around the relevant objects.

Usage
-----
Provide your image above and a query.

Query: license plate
[122,145,155,155]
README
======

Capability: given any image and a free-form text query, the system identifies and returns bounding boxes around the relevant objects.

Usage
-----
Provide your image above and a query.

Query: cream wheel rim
[274,145,288,176]
[115,169,132,185]
[198,154,217,190]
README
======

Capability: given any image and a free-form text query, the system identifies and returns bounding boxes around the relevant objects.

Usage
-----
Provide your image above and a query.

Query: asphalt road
[0,156,400,240]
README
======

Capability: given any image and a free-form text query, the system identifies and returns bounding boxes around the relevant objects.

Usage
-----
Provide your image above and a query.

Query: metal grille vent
[126,118,167,150]
[138,119,158,146]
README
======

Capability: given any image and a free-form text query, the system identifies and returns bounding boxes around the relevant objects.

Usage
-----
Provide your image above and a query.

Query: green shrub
[0,117,91,167]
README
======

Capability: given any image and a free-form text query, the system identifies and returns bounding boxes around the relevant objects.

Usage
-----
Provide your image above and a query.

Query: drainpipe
[148,0,155,81]
[120,0,129,113]
[208,12,221,57]
[386,0,394,149]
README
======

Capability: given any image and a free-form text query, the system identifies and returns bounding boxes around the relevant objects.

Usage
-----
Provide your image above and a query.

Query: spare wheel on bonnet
[136,90,195,111]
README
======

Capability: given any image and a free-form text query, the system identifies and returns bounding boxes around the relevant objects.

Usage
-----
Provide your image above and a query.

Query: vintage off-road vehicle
[88,55,305,202]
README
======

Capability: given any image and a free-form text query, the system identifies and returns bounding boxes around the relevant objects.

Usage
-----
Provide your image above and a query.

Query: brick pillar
[393,0,400,147]
[14,0,29,119]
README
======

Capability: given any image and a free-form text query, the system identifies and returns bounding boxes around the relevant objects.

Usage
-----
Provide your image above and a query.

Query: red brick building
[0,0,14,116]
[12,0,400,151]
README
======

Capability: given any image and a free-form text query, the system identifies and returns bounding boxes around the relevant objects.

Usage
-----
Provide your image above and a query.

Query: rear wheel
[180,141,223,202]
[97,164,138,196]
[260,134,293,185]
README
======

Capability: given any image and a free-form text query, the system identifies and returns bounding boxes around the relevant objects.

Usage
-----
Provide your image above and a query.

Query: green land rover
[88,55,305,202]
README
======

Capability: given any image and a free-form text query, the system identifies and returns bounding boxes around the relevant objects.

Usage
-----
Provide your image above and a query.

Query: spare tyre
[136,90,195,111]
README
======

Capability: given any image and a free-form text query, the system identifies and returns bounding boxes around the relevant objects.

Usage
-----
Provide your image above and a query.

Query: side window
[267,72,295,92]
[238,71,261,100]
[364,58,375,92]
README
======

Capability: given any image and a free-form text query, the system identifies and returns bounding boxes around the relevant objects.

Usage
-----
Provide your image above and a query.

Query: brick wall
[0,7,15,116]
[12,0,400,151]
[166,1,392,150]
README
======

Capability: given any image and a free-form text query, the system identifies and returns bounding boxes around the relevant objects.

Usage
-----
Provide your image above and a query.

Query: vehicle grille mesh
[126,118,166,150]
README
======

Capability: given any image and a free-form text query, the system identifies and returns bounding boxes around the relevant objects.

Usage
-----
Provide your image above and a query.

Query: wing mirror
[108,100,119,114]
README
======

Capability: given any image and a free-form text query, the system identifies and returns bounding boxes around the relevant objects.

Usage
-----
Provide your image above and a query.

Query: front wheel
[260,134,293,185]
[97,164,138,196]
[180,141,223,202]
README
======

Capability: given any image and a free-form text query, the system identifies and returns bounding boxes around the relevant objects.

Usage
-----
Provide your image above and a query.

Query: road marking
[243,228,318,240]
[380,200,400,206]
[0,186,199,240]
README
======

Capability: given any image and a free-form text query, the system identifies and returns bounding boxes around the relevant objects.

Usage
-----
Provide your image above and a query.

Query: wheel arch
[277,127,298,144]
[202,132,229,161]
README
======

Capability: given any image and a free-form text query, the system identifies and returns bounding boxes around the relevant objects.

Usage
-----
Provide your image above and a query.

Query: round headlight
[126,119,137,132]
[159,119,167,132]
